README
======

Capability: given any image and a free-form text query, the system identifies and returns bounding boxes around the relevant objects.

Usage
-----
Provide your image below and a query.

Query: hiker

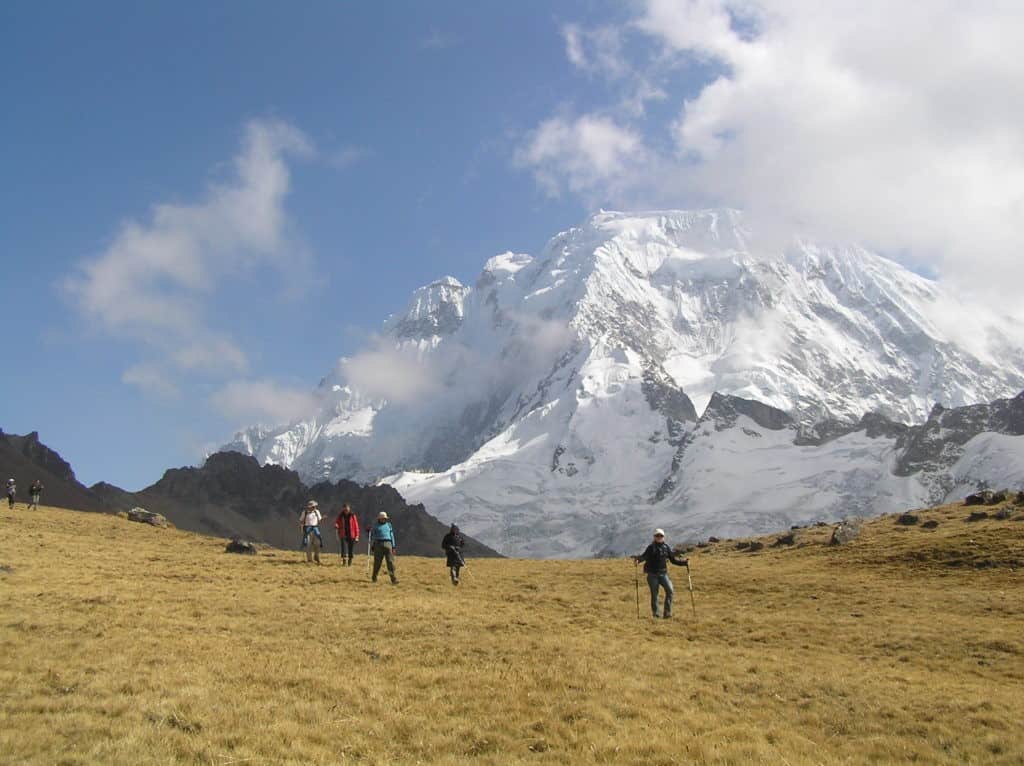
[27,479,43,510]
[298,500,324,564]
[369,511,398,584]
[633,528,689,619]
[441,523,466,585]
[334,503,360,566]
[6,479,15,510]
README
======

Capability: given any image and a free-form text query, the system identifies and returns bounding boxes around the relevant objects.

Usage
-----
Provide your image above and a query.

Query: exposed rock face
[895,393,1024,479]
[0,430,110,513]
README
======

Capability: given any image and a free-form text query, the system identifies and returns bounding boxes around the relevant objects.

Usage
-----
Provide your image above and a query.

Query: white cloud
[515,115,645,200]
[527,1,1024,301]
[339,343,443,406]
[65,118,313,387]
[211,379,321,426]
[122,363,180,399]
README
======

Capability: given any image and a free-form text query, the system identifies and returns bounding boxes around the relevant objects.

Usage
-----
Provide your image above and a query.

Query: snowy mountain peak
[222,210,1024,557]
[386,276,469,340]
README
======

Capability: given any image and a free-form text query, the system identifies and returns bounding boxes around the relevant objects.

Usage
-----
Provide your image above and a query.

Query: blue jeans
[647,572,674,617]
[301,526,323,548]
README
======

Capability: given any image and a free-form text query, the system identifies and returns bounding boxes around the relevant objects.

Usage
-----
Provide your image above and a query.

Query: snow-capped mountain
[222,210,1024,556]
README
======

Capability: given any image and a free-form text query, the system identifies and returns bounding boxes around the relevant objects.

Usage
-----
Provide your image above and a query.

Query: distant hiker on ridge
[441,523,466,585]
[369,511,398,584]
[633,528,689,619]
[6,478,16,510]
[28,479,43,511]
[334,503,360,566]
[299,500,324,565]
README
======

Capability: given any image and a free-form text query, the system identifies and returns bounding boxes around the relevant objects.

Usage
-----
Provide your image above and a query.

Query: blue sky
[3,1,1020,489]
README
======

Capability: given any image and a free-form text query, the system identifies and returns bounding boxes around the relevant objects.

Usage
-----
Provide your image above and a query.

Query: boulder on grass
[967,511,989,522]
[993,507,1013,521]
[990,490,1009,504]
[126,507,168,528]
[747,541,765,552]
[922,520,940,529]
[830,520,862,545]
[773,532,797,546]
[965,491,994,506]
[225,538,258,555]
[896,513,919,526]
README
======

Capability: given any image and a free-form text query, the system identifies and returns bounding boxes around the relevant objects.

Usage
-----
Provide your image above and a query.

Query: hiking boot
[663,614,672,619]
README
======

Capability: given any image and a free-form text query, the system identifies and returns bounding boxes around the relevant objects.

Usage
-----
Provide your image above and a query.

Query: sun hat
[378,511,389,520]
[653,528,665,537]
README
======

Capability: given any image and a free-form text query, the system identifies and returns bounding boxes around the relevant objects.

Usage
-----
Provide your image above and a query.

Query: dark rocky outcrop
[225,538,258,555]
[965,491,995,506]
[111,452,500,558]
[701,393,795,433]
[896,513,919,526]
[0,430,111,513]
[773,532,797,546]
[967,511,989,522]
[922,520,940,529]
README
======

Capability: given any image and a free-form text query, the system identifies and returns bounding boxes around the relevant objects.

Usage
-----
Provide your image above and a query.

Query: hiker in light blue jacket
[369,511,398,584]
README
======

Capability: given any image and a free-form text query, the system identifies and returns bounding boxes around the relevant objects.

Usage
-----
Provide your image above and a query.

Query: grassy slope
[1,500,1022,765]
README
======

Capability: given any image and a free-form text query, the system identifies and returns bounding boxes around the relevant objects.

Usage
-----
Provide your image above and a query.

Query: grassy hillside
[1,499,1022,765]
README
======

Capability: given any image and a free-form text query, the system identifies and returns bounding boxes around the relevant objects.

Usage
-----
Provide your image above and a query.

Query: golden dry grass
[1,500,1023,765]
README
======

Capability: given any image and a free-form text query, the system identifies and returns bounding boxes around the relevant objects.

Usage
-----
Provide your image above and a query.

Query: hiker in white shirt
[299,500,324,564]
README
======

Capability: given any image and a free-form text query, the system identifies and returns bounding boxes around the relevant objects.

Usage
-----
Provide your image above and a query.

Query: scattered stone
[0,564,13,574]
[990,489,1009,504]
[790,524,804,530]
[965,490,994,506]
[126,507,168,528]
[735,541,751,550]
[747,541,765,552]
[814,521,829,527]
[1015,491,1024,505]
[225,538,258,555]
[829,520,862,545]
[708,536,720,544]
[896,513,919,526]
[967,511,989,522]
[993,507,1013,521]
[773,532,797,546]
[696,541,710,548]
[922,520,940,529]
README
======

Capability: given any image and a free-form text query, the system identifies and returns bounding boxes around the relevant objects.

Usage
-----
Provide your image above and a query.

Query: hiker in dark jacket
[633,528,688,619]
[334,503,360,566]
[441,524,466,585]
[369,511,398,584]
[28,479,43,510]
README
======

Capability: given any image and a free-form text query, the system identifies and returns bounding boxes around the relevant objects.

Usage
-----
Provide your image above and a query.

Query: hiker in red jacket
[334,503,360,566]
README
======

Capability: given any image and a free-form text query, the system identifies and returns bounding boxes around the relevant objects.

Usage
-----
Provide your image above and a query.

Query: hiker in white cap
[369,511,398,584]
[298,500,324,564]
[633,528,689,619]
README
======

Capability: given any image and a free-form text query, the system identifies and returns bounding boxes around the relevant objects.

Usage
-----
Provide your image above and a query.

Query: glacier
[221,210,1024,557]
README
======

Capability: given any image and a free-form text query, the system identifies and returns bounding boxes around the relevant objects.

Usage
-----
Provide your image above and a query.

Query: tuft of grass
[1,500,1022,764]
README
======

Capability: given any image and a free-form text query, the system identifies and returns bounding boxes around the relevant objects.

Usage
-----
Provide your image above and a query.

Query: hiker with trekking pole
[633,528,690,619]
[369,511,399,584]
[334,503,360,566]
[441,523,466,585]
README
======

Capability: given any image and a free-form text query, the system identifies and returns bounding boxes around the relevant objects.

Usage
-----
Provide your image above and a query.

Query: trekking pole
[634,561,641,619]
[366,537,372,579]
[685,563,697,619]
[338,534,343,564]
